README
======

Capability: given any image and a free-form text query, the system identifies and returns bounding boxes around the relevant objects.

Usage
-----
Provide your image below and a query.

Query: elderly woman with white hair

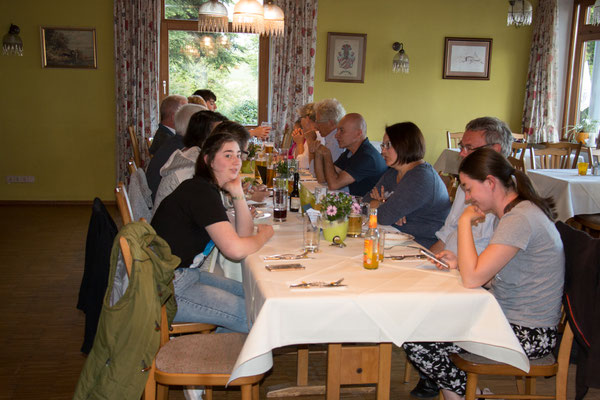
[146,103,207,201]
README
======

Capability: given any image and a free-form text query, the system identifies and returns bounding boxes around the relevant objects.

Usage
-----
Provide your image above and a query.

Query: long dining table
[228,211,529,396]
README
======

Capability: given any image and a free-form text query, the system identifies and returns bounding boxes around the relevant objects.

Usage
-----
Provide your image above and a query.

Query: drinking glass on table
[578,162,589,176]
[273,177,288,222]
[303,213,321,252]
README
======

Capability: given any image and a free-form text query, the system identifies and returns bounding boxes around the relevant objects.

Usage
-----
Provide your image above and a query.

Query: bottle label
[290,197,300,210]
[363,239,379,269]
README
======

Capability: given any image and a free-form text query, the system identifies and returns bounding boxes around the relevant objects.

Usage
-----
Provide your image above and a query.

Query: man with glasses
[307,98,346,174]
[411,116,513,399]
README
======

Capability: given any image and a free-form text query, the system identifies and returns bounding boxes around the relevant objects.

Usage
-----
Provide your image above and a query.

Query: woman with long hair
[151,133,274,332]
[363,122,451,247]
[403,148,564,399]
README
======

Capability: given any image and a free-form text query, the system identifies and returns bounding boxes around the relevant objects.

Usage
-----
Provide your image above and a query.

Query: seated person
[152,110,227,215]
[293,103,321,169]
[187,94,208,108]
[307,98,346,174]
[147,104,210,201]
[151,133,274,331]
[314,113,387,196]
[150,94,187,155]
[403,148,564,400]
[363,122,450,248]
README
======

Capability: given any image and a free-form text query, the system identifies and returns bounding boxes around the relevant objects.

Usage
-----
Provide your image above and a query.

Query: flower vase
[321,217,349,242]
[241,159,256,174]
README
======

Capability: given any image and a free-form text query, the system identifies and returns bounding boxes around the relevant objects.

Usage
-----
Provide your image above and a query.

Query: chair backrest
[145,137,153,159]
[127,159,137,176]
[446,131,462,149]
[128,125,142,168]
[512,132,525,141]
[509,142,532,171]
[280,128,293,150]
[586,146,600,167]
[438,171,458,202]
[115,182,133,225]
[532,142,582,169]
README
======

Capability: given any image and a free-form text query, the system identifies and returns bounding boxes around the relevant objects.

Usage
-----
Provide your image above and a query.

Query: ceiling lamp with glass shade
[591,0,600,25]
[198,0,229,33]
[233,0,265,34]
[263,1,285,36]
[507,0,533,27]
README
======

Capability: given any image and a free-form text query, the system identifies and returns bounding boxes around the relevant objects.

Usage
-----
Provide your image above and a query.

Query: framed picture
[40,27,97,69]
[443,37,492,80]
[325,32,367,83]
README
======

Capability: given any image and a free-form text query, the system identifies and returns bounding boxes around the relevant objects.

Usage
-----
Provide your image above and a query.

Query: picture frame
[40,27,97,69]
[325,32,367,83]
[443,37,492,80]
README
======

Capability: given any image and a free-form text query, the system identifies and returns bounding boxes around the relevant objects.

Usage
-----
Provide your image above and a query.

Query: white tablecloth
[527,169,600,221]
[228,217,529,383]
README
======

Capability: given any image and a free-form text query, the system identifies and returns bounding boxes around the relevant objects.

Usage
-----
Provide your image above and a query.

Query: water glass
[377,228,386,261]
[273,177,288,222]
[313,186,327,210]
[303,213,321,252]
[347,213,362,237]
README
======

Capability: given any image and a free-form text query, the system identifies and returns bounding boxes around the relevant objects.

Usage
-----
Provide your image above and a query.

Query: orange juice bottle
[363,209,379,270]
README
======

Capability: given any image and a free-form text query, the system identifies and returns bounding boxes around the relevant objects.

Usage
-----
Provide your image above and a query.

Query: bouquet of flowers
[319,191,355,222]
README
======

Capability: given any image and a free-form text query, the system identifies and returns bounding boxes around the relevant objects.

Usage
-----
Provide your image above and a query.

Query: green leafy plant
[319,192,354,222]
[276,161,289,176]
[565,119,599,142]
[246,142,260,159]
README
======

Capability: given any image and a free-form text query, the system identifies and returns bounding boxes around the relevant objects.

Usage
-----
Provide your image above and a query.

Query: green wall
[314,0,534,164]
[0,0,115,201]
[0,0,533,201]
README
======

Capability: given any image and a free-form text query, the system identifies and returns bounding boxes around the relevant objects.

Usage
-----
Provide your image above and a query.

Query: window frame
[159,2,269,126]
[562,0,600,134]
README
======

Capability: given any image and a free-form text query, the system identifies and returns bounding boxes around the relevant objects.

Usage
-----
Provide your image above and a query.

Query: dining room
[2,0,600,399]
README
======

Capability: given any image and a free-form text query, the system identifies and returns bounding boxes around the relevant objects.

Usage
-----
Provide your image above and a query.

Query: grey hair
[297,103,316,121]
[314,98,346,124]
[174,104,206,135]
[160,94,187,121]
[465,116,513,157]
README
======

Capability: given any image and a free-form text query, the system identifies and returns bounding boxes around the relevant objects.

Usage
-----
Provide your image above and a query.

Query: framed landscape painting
[41,27,97,69]
[325,32,367,83]
[443,37,492,80]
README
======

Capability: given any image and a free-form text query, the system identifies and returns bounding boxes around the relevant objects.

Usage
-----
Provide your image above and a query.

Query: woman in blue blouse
[363,122,451,247]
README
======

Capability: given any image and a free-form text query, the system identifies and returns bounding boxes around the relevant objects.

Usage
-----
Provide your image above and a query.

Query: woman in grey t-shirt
[403,148,564,400]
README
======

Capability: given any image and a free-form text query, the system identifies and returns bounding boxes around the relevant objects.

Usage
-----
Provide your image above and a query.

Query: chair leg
[464,373,478,400]
[156,383,169,400]
[252,383,260,400]
[403,353,413,383]
[205,387,213,400]
[143,362,156,400]
[525,377,536,395]
[241,384,252,400]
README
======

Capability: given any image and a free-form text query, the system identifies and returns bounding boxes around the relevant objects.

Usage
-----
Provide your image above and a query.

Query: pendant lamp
[198,0,228,33]
[507,0,533,27]
[233,0,264,34]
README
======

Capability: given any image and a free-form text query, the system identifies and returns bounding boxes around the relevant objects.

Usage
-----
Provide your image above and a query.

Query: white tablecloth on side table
[228,217,529,383]
[527,169,600,221]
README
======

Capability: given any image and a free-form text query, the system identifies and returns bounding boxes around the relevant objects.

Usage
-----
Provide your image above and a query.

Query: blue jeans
[172,268,248,333]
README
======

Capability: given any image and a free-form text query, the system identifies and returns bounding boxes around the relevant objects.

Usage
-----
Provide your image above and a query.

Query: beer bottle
[289,172,300,212]
[363,209,380,269]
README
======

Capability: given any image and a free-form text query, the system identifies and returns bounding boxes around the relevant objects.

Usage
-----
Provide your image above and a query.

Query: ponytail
[459,148,557,221]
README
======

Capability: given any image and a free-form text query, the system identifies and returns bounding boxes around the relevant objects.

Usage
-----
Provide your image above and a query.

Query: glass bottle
[289,172,300,212]
[363,209,380,270]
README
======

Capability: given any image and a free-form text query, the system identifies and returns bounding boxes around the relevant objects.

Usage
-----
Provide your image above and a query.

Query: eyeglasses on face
[381,141,392,150]
[458,141,494,152]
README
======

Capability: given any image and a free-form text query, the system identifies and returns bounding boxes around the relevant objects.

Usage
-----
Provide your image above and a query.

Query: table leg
[326,344,342,400]
[297,345,309,386]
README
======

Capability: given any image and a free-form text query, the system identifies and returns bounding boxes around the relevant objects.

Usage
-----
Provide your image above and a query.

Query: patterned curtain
[114,0,160,183]
[522,0,559,143]
[270,0,318,145]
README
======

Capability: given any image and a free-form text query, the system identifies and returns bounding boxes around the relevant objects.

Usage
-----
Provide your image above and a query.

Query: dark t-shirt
[333,138,387,196]
[151,176,228,268]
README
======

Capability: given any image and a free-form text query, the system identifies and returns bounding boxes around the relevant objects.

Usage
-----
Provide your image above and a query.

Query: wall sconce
[3,24,23,56]
[392,42,409,74]
[507,0,533,27]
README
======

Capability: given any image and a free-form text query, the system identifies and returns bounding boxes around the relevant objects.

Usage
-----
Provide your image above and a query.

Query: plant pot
[576,131,590,145]
[321,217,349,242]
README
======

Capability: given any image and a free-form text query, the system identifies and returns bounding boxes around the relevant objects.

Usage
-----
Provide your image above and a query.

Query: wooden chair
[446,131,463,149]
[127,158,137,176]
[512,132,525,142]
[508,142,531,172]
[128,125,142,168]
[450,321,574,400]
[438,171,458,202]
[115,182,133,225]
[145,137,154,159]
[585,146,600,167]
[574,213,600,237]
[532,142,582,169]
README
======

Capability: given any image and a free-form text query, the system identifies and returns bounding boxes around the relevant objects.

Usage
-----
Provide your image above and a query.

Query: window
[563,1,600,132]
[160,0,269,126]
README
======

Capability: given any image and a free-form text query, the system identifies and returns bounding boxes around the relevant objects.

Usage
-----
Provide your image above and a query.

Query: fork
[290,278,345,288]
[264,251,309,260]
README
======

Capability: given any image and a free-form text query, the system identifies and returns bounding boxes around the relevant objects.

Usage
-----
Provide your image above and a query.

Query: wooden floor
[0,204,598,400]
